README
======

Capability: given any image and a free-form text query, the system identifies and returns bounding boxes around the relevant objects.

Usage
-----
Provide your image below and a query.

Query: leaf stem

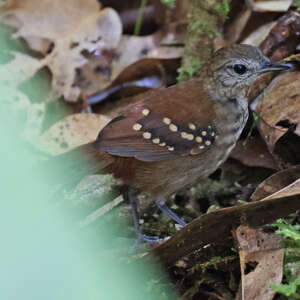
[134,0,147,36]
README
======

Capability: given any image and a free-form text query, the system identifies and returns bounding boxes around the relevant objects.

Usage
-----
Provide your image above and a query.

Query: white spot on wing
[133,123,142,131]
[163,117,171,125]
[143,132,151,139]
[169,124,178,132]
[142,108,150,116]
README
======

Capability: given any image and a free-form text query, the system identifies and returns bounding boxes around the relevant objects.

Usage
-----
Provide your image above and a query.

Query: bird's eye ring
[233,64,247,75]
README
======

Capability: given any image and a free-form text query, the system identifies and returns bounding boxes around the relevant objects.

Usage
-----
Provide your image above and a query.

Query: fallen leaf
[261,178,300,201]
[230,136,278,170]
[248,72,273,105]
[39,113,111,155]
[77,29,184,97]
[149,192,300,266]
[234,225,284,300]
[84,57,180,107]
[251,165,300,201]
[1,1,122,101]
[260,11,300,61]
[252,0,292,12]
[242,21,276,46]
[2,0,111,51]
[255,71,300,167]
[0,52,49,142]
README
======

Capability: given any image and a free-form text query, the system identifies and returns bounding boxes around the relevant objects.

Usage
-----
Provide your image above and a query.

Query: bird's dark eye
[233,64,247,75]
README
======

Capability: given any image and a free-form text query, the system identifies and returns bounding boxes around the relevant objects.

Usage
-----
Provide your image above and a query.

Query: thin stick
[134,0,147,36]
[79,195,124,228]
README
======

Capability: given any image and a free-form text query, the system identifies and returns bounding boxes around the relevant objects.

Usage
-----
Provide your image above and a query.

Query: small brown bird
[56,44,290,238]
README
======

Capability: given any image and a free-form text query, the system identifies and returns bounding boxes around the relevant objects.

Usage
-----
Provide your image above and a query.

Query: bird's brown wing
[94,80,218,162]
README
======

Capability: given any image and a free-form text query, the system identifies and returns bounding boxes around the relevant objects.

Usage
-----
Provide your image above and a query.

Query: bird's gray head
[202,44,290,101]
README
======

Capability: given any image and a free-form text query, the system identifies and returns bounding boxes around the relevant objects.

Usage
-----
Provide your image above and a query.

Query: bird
[53,44,290,241]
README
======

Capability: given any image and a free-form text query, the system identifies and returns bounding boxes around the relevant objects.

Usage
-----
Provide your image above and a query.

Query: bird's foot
[130,233,168,252]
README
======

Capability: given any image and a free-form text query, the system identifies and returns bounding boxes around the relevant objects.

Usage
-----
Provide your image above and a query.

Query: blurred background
[0,18,175,300]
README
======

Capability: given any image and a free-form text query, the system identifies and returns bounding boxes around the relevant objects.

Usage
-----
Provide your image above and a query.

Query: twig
[134,0,147,36]
[79,195,124,228]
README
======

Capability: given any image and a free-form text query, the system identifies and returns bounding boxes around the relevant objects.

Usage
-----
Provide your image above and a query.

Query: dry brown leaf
[2,0,122,101]
[252,0,292,12]
[0,52,49,142]
[230,136,278,170]
[78,29,184,97]
[255,71,300,167]
[150,190,300,266]
[234,225,284,300]
[260,11,300,61]
[242,21,276,46]
[251,165,300,201]
[39,113,111,155]
[2,0,104,51]
[261,178,300,200]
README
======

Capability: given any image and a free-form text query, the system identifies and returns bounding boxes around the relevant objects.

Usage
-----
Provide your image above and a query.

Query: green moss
[188,9,219,39]
[215,0,230,21]
[191,178,227,199]
[177,56,205,81]
[190,255,237,274]
[160,0,176,9]
[271,219,300,298]
[177,0,230,82]
[177,10,217,81]
[294,0,300,10]
[270,275,300,299]
[284,56,300,62]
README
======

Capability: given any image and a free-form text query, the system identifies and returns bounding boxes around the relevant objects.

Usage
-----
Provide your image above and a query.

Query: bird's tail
[42,142,115,189]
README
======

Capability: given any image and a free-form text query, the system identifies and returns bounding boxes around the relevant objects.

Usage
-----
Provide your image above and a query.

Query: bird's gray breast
[211,97,249,167]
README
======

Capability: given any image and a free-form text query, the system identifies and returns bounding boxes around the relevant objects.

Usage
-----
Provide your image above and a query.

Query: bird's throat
[214,96,249,148]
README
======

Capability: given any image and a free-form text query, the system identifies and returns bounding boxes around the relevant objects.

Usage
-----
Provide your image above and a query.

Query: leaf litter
[2,0,300,299]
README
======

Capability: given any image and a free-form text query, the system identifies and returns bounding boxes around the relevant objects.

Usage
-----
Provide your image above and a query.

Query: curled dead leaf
[260,11,300,61]
[230,136,278,170]
[1,1,122,101]
[255,71,300,167]
[251,165,300,201]
[0,52,50,143]
[77,28,184,97]
[39,113,110,155]
[2,0,104,52]
[242,21,276,47]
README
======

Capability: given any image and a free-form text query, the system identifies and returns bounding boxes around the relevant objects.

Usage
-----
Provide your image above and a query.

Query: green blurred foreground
[0,26,175,300]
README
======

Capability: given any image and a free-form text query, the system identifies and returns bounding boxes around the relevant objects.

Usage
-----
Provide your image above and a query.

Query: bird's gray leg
[155,197,187,227]
[128,190,163,249]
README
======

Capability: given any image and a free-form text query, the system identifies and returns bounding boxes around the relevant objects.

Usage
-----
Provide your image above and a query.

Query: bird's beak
[258,61,292,73]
